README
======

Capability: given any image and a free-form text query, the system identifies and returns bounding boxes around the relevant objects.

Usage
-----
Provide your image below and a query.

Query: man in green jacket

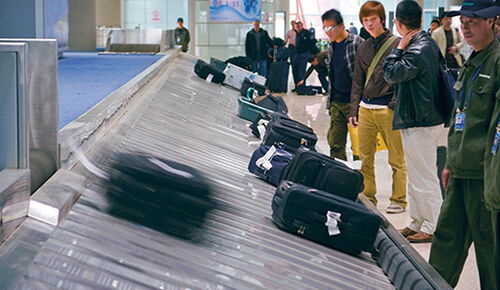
[174,18,190,53]
[429,0,499,288]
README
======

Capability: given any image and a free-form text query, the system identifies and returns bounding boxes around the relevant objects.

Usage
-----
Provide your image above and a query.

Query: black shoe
[291,88,297,92]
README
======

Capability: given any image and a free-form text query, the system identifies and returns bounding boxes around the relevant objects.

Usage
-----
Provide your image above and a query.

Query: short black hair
[321,9,343,25]
[396,0,422,30]
[177,17,184,23]
[431,19,441,26]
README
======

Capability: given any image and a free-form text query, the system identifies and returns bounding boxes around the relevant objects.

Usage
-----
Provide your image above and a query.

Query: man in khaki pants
[349,1,407,214]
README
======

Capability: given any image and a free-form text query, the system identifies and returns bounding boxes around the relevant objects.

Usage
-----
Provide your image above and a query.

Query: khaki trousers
[358,107,407,207]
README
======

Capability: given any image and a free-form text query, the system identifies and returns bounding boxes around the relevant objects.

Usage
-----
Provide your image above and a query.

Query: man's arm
[382,48,423,84]
[245,32,251,57]
[349,48,365,120]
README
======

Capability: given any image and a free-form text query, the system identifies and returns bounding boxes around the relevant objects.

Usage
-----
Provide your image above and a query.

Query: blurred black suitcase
[268,61,289,93]
[194,59,226,83]
[241,78,266,97]
[262,117,317,152]
[104,152,215,239]
[281,150,364,201]
[272,181,381,255]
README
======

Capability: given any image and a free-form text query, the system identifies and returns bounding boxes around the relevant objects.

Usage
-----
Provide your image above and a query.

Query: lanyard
[456,64,484,113]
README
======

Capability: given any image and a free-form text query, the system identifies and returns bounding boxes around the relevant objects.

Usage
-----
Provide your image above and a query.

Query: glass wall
[194,0,275,61]
[123,0,189,30]
[289,0,447,39]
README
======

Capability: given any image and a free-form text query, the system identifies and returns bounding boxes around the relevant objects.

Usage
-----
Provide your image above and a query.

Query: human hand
[448,46,458,54]
[348,116,358,128]
[297,80,304,86]
[397,30,419,50]
[441,168,451,189]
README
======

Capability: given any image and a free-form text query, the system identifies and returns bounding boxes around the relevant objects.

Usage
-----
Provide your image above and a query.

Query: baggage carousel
[0,52,450,289]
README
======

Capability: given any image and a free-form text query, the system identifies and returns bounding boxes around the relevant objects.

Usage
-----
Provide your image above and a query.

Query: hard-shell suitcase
[104,152,216,239]
[194,59,226,84]
[248,145,294,186]
[268,61,290,93]
[262,117,317,152]
[223,63,266,90]
[240,78,266,97]
[237,97,274,122]
[281,150,364,201]
[249,112,290,138]
[210,57,227,72]
[272,181,381,255]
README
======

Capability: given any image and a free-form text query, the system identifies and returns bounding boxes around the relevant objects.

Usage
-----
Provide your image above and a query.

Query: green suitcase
[237,97,273,122]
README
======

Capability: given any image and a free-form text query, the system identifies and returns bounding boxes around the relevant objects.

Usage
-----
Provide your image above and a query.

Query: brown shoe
[407,232,433,243]
[399,227,417,238]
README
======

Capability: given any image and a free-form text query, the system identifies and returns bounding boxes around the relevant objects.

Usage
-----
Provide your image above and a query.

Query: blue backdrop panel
[210,0,261,22]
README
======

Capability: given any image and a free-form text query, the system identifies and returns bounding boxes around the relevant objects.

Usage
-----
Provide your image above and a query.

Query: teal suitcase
[237,97,273,122]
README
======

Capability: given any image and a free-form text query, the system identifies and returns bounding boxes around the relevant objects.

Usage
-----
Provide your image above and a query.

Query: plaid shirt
[326,33,364,107]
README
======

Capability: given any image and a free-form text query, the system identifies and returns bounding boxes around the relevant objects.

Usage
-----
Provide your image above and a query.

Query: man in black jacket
[294,21,316,91]
[382,0,447,243]
[245,20,273,76]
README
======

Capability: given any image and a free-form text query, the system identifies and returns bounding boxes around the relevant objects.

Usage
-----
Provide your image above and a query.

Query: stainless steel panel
[105,29,175,53]
[0,42,28,170]
[0,39,59,191]
[0,169,30,244]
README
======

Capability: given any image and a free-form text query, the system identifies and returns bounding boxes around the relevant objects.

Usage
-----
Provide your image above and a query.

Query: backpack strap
[365,35,398,86]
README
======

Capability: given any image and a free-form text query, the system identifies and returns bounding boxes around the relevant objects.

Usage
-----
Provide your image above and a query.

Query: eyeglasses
[323,24,339,32]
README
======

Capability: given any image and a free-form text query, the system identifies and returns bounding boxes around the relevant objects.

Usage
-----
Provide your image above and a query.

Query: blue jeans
[252,60,268,77]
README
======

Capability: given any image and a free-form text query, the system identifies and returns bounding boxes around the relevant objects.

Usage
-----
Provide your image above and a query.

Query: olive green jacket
[484,55,500,210]
[447,39,500,180]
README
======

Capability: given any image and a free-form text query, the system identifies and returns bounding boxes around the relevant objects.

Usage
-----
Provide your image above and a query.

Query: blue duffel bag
[248,144,294,186]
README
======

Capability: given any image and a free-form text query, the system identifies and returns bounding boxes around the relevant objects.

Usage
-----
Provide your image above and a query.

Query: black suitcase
[194,59,226,83]
[262,117,317,152]
[240,78,266,97]
[297,85,323,95]
[281,150,364,201]
[255,94,288,114]
[268,61,290,93]
[104,152,216,240]
[225,56,253,71]
[272,181,381,255]
[249,111,290,138]
[210,57,227,71]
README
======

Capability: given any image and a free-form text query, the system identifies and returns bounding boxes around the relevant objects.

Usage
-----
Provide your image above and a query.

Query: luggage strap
[365,35,398,86]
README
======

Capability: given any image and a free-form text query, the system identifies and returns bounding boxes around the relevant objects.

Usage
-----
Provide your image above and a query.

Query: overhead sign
[210,0,261,22]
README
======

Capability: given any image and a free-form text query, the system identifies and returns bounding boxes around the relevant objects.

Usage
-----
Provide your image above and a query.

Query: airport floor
[277,76,481,290]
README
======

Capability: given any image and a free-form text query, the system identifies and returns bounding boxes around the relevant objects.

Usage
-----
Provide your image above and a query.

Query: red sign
[152,9,160,21]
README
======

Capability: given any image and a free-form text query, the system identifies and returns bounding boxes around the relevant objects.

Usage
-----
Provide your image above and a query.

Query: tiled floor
[278,84,481,289]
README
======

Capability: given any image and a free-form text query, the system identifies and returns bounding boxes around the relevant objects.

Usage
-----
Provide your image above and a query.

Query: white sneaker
[386,203,405,214]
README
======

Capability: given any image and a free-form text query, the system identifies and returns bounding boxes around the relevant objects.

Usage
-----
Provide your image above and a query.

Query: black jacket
[245,28,272,61]
[296,29,317,54]
[382,31,445,130]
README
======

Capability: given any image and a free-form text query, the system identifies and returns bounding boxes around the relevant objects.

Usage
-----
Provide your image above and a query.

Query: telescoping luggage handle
[256,143,287,170]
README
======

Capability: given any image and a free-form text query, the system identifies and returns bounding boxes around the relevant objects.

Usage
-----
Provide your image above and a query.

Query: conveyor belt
[3,53,452,290]
[8,54,395,289]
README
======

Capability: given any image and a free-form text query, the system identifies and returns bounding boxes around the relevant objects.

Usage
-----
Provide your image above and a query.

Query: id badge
[455,112,466,132]
[492,129,500,156]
